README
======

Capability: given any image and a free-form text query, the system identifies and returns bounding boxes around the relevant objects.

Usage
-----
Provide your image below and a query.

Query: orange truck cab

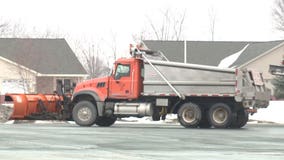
[73,57,144,101]
[71,57,149,127]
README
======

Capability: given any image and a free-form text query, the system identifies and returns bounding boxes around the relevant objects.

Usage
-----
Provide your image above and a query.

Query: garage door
[1,80,28,94]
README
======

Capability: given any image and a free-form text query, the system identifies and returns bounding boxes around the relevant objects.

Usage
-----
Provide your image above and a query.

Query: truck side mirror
[114,73,121,80]
[114,63,121,80]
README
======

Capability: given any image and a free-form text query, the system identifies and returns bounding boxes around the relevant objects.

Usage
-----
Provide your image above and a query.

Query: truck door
[109,63,132,99]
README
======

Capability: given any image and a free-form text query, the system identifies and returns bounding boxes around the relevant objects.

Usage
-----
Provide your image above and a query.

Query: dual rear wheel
[177,102,248,128]
[177,103,202,128]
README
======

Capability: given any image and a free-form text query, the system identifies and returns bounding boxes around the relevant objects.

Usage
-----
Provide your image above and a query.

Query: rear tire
[231,109,248,128]
[178,103,202,128]
[208,103,233,128]
[95,116,117,127]
[72,101,97,126]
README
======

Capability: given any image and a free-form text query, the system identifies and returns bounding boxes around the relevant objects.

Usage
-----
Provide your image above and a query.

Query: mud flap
[0,104,14,123]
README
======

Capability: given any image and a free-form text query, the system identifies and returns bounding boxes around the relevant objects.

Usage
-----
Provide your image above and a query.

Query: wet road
[0,122,284,160]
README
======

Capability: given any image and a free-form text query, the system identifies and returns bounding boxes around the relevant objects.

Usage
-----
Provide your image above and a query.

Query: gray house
[143,40,284,92]
[0,38,87,94]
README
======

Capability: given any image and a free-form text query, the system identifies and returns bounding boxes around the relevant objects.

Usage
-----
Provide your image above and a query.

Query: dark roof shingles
[231,41,284,67]
[143,40,284,67]
[0,38,86,74]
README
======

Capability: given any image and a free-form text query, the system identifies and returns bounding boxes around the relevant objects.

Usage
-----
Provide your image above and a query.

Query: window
[115,64,130,79]
[56,78,72,94]
[1,79,30,94]
[140,62,144,78]
[64,79,71,93]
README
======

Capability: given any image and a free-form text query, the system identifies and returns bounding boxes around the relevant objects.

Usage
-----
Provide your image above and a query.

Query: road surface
[0,122,284,160]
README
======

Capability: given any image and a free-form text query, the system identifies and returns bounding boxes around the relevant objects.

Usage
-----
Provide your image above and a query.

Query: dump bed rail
[132,48,270,110]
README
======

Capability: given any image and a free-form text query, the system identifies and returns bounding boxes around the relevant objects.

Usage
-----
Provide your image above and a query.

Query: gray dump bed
[143,60,236,96]
[142,58,270,109]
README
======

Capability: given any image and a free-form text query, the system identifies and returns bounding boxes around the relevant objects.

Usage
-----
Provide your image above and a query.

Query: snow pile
[250,101,284,124]
[4,120,70,124]
[0,104,14,123]
[218,44,249,68]
[118,114,178,124]
[34,120,69,124]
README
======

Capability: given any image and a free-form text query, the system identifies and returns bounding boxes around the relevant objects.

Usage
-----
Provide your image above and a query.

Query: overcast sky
[0,0,281,56]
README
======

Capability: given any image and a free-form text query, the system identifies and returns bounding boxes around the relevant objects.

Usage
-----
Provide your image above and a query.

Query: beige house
[0,38,88,94]
[239,42,284,91]
[143,40,284,94]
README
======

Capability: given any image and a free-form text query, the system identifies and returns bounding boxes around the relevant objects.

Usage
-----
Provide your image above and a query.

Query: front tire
[95,116,117,127]
[72,101,97,126]
[178,103,202,128]
[208,103,233,128]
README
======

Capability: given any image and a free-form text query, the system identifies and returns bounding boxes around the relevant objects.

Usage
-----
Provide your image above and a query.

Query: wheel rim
[77,107,92,121]
[182,108,196,123]
[212,107,228,124]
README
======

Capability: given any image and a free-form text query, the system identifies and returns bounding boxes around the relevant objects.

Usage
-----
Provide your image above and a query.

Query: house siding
[241,45,284,92]
[36,77,54,93]
[36,76,84,94]
[0,58,36,94]
[52,77,84,93]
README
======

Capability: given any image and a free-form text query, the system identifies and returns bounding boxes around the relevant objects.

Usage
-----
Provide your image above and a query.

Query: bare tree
[132,29,149,43]
[109,31,117,62]
[0,20,9,37]
[11,23,27,38]
[0,22,28,38]
[74,40,110,79]
[1,21,65,39]
[103,31,118,67]
[273,0,284,32]
[16,66,36,93]
[145,8,186,41]
[208,7,216,41]
[36,28,67,39]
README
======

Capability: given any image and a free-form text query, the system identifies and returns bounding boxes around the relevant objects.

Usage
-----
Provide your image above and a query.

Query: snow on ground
[3,115,179,125]
[249,101,284,124]
[117,114,178,125]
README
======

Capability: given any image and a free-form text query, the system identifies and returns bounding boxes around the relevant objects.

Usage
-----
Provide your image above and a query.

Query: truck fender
[72,90,104,116]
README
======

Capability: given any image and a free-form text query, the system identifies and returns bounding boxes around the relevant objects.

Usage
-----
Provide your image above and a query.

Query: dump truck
[2,46,270,128]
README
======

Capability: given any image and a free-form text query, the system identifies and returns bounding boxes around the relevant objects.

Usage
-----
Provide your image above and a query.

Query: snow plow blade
[4,93,64,120]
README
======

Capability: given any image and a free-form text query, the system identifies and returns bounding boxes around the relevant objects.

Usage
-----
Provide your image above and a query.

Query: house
[143,40,284,92]
[0,38,88,94]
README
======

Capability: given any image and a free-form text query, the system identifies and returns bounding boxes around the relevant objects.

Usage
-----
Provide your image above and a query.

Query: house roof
[0,38,87,75]
[143,40,284,67]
